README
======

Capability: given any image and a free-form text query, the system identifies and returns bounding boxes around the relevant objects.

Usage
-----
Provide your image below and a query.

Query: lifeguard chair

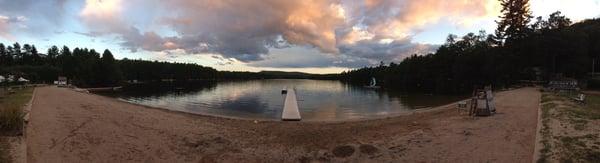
[469,86,496,116]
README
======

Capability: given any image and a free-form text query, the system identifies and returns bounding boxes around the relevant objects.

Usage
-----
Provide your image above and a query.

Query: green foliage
[118,59,217,82]
[0,42,223,87]
[342,14,600,94]
[589,78,600,90]
[1,42,337,87]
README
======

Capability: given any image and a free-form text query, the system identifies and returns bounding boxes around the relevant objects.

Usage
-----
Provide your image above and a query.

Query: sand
[26,86,540,162]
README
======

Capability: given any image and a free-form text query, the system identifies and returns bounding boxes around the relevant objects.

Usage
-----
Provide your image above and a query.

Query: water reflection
[100,79,465,121]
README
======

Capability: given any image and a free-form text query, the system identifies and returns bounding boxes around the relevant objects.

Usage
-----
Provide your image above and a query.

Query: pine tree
[47,46,60,66]
[101,49,121,86]
[495,0,533,45]
[0,43,6,65]
[31,45,40,65]
[12,43,21,63]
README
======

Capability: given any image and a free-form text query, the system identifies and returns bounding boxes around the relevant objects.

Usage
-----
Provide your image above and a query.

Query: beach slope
[26,86,539,162]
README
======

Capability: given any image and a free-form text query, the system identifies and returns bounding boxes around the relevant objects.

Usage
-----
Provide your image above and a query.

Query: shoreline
[106,94,467,124]
[26,86,541,162]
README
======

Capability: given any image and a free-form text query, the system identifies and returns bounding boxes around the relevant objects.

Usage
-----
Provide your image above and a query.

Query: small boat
[281,87,288,94]
[364,77,381,89]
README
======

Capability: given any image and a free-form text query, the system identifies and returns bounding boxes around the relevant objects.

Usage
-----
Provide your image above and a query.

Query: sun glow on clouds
[346,0,501,43]
[4,0,600,73]
[72,0,506,72]
[0,16,12,39]
[81,0,121,19]
[0,15,28,40]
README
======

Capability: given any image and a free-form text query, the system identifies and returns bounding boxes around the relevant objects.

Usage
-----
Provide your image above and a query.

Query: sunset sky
[1,0,599,73]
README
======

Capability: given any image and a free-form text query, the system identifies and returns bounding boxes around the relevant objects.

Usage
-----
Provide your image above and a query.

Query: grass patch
[556,134,600,162]
[539,92,600,162]
[582,95,600,119]
[538,97,555,163]
[541,93,553,103]
[0,87,33,136]
[0,87,33,163]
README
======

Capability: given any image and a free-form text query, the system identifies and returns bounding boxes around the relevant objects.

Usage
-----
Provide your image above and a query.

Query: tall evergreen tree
[100,49,121,86]
[0,43,6,65]
[495,0,533,45]
[31,45,40,65]
[22,44,32,64]
[60,46,71,56]
[6,45,14,66]
[12,43,21,63]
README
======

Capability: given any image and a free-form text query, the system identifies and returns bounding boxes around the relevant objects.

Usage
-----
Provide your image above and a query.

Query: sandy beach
[26,86,540,162]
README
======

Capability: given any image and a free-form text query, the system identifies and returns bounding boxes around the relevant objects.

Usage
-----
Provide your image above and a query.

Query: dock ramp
[281,88,301,121]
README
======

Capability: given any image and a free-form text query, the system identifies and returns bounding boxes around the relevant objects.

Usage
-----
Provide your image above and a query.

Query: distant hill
[258,71,312,78]
[257,71,338,79]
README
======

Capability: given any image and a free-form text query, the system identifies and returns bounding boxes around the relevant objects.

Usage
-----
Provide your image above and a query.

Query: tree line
[341,0,600,93]
[1,44,130,87]
[0,43,335,87]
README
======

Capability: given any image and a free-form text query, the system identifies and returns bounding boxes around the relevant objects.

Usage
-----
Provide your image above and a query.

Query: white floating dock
[282,88,301,121]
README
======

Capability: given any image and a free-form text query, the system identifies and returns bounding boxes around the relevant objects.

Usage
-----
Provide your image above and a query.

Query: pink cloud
[77,0,500,65]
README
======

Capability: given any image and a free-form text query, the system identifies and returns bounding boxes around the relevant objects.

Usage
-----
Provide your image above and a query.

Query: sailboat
[364,77,381,89]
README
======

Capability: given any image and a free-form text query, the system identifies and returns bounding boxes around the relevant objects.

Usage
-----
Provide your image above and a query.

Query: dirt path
[26,86,540,162]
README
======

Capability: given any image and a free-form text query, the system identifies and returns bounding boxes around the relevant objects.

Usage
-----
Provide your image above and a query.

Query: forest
[2,0,599,92]
[0,44,335,87]
[341,6,600,93]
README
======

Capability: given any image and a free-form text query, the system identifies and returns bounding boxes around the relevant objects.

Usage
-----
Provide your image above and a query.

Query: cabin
[55,76,68,86]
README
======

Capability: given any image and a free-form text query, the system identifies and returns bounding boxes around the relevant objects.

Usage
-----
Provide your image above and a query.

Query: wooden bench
[572,94,586,104]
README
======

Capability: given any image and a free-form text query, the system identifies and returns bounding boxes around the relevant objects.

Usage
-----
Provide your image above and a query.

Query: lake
[100,79,466,121]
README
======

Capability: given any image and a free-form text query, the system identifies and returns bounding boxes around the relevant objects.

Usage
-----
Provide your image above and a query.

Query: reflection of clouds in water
[218,94,269,114]
[110,79,463,121]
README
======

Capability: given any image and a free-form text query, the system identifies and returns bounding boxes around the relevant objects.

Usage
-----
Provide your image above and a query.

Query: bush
[0,105,23,134]
[588,78,600,90]
[0,88,32,135]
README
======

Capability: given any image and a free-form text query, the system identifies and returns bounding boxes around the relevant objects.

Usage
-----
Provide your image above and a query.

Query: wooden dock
[281,88,301,121]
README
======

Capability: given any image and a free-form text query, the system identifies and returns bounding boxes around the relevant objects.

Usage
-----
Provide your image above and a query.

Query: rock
[317,149,333,161]
[359,144,379,155]
[463,130,472,136]
[332,145,355,158]
[298,156,311,163]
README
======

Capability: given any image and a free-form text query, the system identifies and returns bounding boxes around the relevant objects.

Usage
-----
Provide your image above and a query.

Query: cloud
[79,0,345,61]
[0,16,9,38]
[338,0,500,42]
[77,0,500,66]
[248,46,376,68]
[339,39,440,63]
[0,15,28,39]
[0,0,69,36]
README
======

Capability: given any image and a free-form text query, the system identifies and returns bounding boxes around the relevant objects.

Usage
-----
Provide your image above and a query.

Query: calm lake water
[100,79,466,121]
